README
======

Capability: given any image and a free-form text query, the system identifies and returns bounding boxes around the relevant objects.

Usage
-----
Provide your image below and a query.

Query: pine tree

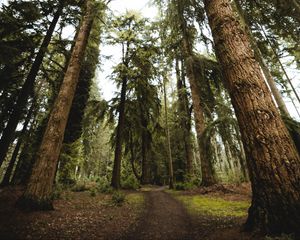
[17,0,96,210]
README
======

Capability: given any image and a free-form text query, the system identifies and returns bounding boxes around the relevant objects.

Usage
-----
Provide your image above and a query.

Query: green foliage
[58,139,83,185]
[174,181,196,191]
[89,187,97,197]
[71,181,90,192]
[176,195,250,217]
[51,184,64,200]
[111,191,125,206]
[122,175,140,190]
[97,178,113,193]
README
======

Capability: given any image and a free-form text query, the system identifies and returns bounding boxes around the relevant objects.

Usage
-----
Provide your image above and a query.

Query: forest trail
[122,187,193,240]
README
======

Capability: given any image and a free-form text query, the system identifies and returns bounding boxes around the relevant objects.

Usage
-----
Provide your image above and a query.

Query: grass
[126,193,144,205]
[175,195,250,217]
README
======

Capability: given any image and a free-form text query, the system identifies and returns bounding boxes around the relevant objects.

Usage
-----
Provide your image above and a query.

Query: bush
[71,182,89,192]
[97,179,113,193]
[122,175,140,190]
[111,191,125,206]
[174,181,195,191]
[89,188,97,197]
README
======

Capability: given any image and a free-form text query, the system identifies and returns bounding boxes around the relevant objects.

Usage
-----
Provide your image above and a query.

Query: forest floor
[0,183,285,240]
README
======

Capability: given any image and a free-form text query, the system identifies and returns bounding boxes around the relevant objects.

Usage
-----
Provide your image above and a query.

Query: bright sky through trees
[97,0,158,101]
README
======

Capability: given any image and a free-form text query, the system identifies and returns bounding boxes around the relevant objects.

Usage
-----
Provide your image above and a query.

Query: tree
[204,0,300,235]
[165,0,216,186]
[109,13,161,188]
[58,0,106,185]
[0,0,65,167]
[17,0,96,210]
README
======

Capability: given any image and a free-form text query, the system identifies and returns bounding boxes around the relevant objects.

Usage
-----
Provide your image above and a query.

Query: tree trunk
[129,135,141,181]
[111,76,128,189]
[141,119,151,184]
[0,1,64,167]
[0,104,34,187]
[176,1,216,186]
[184,51,216,186]
[17,0,95,210]
[163,77,174,189]
[176,58,193,176]
[233,0,291,117]
[205,0,300,235]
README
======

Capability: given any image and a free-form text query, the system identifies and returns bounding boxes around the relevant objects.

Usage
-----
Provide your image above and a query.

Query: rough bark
[0,1,64,167]
[234,0,291,117]
[17,0,95,210]
[205,0,300,235]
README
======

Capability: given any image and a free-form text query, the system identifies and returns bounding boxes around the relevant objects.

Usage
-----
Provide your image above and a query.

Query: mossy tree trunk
[205,0,300,235]
[17,0,95,210]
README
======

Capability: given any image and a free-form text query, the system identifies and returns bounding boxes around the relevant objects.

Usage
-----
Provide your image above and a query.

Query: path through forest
[122,187,193,240]
[0,185,257,240]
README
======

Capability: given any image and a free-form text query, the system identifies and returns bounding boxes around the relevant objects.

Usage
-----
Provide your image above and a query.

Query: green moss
[176,195,250,217]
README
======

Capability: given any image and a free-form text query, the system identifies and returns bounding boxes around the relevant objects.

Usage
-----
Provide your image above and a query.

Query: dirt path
[121,187,193,240]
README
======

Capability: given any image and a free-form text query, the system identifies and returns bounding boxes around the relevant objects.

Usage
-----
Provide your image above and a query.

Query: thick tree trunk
[17,0,95,210]
[58,6,101,184]
[0,1,64,167]
[234,0,291,117]
[111,76,128,189]
[205,0,300,235]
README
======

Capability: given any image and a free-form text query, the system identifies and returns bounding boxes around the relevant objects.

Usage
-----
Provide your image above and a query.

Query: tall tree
[205,0,300,235]
[0,0,65,167]
[17,0,96,210]
[58,0,105,185]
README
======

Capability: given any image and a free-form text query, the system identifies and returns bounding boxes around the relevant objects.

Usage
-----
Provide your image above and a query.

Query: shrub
[71,182,89,192]
[111,191,125,206]
[89,188,97,197]
[174,181,195,191]
[97,178,113,193]
[122,175,140,190]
